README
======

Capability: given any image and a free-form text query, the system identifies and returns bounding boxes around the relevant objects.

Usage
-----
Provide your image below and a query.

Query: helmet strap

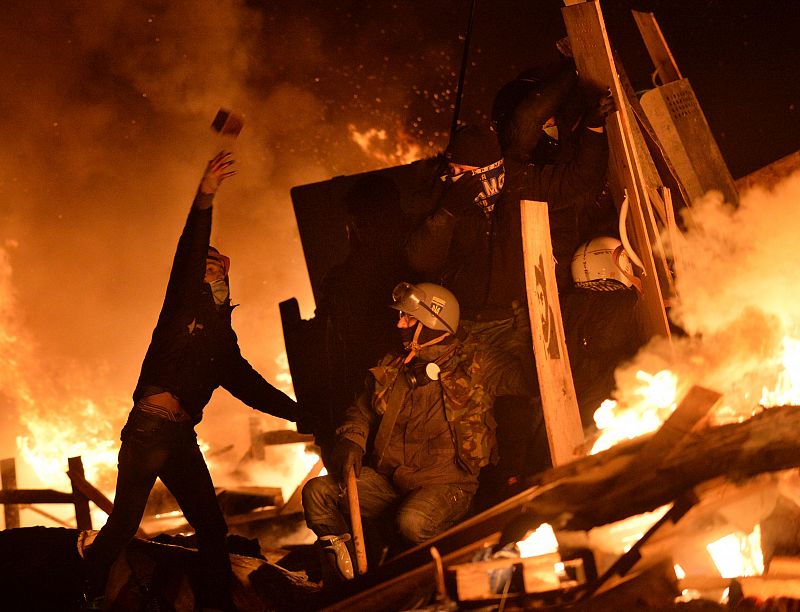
[403,322,451,364]
[613,245,643,295]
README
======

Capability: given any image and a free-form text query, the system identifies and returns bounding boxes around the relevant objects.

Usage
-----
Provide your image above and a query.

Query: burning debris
[1,1,799,611]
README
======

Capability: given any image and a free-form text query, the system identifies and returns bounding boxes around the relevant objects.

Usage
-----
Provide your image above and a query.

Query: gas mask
[405,359,441,388]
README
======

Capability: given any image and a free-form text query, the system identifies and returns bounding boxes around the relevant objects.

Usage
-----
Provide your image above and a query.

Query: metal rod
[450,0,479,140]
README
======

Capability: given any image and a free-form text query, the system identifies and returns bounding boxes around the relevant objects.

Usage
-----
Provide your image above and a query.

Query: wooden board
[520,199,583,466]
[631,10,682,85]
[562,0,671,341]
[640,80,739,207]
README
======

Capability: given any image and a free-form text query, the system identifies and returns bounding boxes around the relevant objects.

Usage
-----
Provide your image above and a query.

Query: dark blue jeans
[302,467,473,545]
[85,410,233,610]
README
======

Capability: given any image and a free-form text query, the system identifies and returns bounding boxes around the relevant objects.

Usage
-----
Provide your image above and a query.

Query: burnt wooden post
[68,456,92,530]
[1,458,20,529]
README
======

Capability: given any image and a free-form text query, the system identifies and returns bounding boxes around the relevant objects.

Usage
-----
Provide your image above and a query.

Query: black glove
[330,438,364,482]
[585,89,616,128]
[439,173,483,217]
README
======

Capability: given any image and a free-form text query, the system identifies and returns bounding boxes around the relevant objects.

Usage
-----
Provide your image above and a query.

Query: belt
[134,392,191,422]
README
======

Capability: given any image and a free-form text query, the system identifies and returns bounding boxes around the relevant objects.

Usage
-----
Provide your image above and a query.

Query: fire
[760,336,800,407]
[590,369,679,454]
[516,522,559,558]
[348,123,425,166]
[0,244,127,497]
[707,525,764,579]
[17,398,122,491]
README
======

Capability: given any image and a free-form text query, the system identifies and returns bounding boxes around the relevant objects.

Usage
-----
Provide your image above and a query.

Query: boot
[317,534,355,585]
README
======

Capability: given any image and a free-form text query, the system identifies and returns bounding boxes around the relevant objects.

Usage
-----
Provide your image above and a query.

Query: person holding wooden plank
[403,88,612,490]
[301,281,534,581]
[83,151,299,612]
[494,58,648,432]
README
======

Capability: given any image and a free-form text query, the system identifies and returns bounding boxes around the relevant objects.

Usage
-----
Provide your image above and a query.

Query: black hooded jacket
[132,193,297,425]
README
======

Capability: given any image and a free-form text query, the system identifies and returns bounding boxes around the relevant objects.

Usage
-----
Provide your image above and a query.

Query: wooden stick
[347,466,368,575]
[68,457,92,530]
[1,457,20,529]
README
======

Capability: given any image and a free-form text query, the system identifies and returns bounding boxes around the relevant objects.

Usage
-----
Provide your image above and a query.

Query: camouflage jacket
[337,334,535,475]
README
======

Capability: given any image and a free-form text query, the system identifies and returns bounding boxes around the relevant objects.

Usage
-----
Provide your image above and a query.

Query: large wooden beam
[562,0,671,341]
[521,199,584,466]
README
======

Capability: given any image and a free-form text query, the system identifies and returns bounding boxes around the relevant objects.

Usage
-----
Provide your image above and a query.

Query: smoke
[672,172,800,336]
[0,1,466,493]
[608,171,800,422]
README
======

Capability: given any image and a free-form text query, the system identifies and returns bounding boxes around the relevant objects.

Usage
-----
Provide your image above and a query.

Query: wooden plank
[1,457,20,529]
[68,457,92,530]
[736,149,800,193]
[563,0,671,341]
[320,404,800,611]
[631,10,682,85]
[625,386,720,473]
[659,186,687,303]
[520,199,583,466]
[66,468,148,538]
[639,80,739,207]
[67,469,113,515]
[0,489,75,504]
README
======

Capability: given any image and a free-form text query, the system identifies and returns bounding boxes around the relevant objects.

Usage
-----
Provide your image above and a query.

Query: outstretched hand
[199,150,237,195]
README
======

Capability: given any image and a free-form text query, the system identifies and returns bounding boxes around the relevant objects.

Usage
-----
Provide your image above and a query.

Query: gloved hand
[439,173,483,217]
[585,89,616,128]
[330,438,364,482]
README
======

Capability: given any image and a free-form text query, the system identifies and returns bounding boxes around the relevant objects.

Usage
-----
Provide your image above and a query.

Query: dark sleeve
[220,343,298,421]
[504,64,578,164]
[335,380,378,453]
[404,207,458,276]
[480,347,537,398]
[161,193,215,313]
[515,128,608,211]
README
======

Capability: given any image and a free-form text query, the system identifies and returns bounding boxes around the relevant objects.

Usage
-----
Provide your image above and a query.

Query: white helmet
[571,237,634,291]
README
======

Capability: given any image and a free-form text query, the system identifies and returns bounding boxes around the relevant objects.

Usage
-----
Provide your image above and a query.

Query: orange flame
[348,123,426,166]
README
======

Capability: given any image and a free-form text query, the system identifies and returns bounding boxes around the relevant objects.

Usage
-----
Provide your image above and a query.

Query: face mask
[472,159,505,213]
[210,279,229,305]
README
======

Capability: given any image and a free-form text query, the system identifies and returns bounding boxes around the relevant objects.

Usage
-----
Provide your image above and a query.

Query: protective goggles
[391,282,455,335]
